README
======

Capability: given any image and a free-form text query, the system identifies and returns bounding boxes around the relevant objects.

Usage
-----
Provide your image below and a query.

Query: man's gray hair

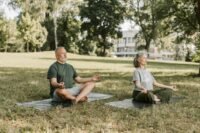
[55,47,66,53]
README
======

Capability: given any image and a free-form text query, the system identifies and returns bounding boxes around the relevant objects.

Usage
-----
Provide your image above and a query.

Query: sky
[0,0,19,19]
[120,20,140,31]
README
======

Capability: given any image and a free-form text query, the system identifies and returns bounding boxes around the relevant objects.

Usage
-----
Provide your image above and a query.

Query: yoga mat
[17,92,113,111]
[106,96,185,109]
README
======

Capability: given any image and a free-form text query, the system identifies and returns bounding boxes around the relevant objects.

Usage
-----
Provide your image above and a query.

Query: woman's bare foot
[153,95,160,103]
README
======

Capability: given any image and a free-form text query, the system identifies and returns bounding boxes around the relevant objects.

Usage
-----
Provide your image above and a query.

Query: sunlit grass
[0,52,199,132]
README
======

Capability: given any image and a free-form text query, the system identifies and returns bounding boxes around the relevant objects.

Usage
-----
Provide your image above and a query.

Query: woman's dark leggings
[132,89,172,104]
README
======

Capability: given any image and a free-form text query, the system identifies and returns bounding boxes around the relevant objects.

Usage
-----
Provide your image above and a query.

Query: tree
[160,0,200,75]
[11,0,83,51]
[0,17,19,52]
[56,0,84,53]
[192,33,200,63]
[10,0,48,52]
[57,11,81,53]
[18,13,47,52]
[46,0,69,50]
[79,0,127,56]
[10,0,48,22]
[0,18,7,51]
[130,0,173,54]
[2,20,20,52]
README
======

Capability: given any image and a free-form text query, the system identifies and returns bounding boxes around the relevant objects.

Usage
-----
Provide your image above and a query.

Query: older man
[47,47,100,104]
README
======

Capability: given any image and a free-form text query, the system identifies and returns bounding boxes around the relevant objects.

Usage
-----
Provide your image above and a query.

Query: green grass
[0,53,200,132]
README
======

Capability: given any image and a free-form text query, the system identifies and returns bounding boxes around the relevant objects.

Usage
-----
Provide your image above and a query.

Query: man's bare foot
[79,96,88,103]
[72,96,88,105]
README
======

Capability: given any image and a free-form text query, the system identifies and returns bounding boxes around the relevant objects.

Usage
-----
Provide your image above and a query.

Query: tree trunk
[194,0,200,76]
[199,63,200,76]
[145,39,151,57]
[27,43,29,52]
[4,44,7,52]
[197,0,200,76]
[53,16,58,49]
[103,45,106,56]
[102,38,107,56]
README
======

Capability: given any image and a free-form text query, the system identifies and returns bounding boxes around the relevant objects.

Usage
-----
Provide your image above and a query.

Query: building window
[123,38,127,45]
[117,47,125,52]
[132,37,134,43]
[119,39,123,44]
[128,37,132,43]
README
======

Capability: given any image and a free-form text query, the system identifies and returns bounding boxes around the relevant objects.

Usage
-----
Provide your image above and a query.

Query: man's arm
[75,75,100,83]
[50,78,65,89]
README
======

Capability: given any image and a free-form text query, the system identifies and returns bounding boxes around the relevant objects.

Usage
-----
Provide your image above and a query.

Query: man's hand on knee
[91,75,100,82]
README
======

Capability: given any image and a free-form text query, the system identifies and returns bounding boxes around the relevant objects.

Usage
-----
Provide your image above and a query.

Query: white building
[112,30,175,60]
[113,30,138,57]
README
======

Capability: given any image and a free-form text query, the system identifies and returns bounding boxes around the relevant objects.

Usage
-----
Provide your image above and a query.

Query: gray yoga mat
[17,92,113,111]
[106,97,185,109]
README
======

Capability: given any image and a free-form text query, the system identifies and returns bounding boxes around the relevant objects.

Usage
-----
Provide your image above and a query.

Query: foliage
[0,18,6,50]
[10,0,48,22]
[77,39,96,55]
[192,50,200,62]
[192,37,200,62]
[18,13,47,52]
[46,0,68,49]
[57,1,83,53]
[44,0,83,50]
[79,0,127,56]
[159,0,200,74]
[130,0,173,52]
[0,18,21,52]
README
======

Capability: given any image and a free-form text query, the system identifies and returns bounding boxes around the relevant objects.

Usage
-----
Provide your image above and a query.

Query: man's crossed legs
[53,82,95,104]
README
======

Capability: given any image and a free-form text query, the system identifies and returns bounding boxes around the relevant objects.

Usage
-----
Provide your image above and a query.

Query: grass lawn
[0,52,200,132]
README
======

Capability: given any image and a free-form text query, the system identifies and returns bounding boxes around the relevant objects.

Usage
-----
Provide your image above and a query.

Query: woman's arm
[153,80,178,91]
[133,80,148,93]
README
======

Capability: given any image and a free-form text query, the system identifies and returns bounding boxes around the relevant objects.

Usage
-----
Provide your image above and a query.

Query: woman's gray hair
[133,52,147,68]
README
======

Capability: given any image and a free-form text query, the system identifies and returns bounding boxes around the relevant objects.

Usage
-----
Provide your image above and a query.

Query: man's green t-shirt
[47,62,78,97]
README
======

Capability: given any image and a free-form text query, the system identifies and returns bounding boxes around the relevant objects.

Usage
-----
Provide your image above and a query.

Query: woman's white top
[133,68,155,91]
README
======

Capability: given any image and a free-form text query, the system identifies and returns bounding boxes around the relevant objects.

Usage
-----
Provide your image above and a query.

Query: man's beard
[58,58,66,63]
[61,59,66,63]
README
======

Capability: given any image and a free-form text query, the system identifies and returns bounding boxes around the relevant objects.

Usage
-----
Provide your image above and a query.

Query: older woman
[132,53,177,104]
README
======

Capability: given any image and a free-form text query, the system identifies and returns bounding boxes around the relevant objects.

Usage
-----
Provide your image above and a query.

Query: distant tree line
[0,0,127,56]
[0,0,200,73]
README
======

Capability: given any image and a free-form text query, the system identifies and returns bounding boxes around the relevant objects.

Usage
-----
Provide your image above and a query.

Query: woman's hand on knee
[141,89,147,94]
[169,85,178,91]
